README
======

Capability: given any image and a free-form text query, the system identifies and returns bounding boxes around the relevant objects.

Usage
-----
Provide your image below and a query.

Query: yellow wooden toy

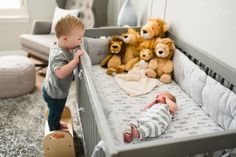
[43,106,76,157]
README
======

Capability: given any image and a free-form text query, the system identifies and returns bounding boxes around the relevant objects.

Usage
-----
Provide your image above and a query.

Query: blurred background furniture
[0,55,35,98]
[117,0,137,27]
[19,0,108,64]
[0,50,28,57]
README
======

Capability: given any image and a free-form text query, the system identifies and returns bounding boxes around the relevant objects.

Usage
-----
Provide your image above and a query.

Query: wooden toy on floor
[43,106,76,157]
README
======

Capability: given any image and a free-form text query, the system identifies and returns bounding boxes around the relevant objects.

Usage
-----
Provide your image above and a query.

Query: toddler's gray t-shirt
[43,42,77,99]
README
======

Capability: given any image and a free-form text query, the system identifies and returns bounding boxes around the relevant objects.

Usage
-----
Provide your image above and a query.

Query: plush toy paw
[116,65,125,74]
[124,57,140,71]
[160,74,171,84]
[107,68,116,75]
[162,60,174,73]
[145,68,157,78]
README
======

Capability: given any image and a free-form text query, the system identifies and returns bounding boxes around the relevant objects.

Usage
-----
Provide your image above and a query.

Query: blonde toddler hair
[55,15,84,38]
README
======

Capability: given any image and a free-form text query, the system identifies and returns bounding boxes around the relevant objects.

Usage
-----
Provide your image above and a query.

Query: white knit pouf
[0,55,36,98]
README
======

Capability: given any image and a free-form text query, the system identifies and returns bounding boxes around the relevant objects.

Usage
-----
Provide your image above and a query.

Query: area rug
[0,86,84,157]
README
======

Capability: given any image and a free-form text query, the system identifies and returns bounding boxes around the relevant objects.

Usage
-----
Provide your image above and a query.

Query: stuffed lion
[101,36,125,75]
[116,28,143,73]
[145,37,175,83]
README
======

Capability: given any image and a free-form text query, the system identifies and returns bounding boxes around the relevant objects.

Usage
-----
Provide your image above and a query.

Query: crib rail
[75,61,117,157]
[84,26,141,38]
[76,71,103,157]
[117,129,236,157]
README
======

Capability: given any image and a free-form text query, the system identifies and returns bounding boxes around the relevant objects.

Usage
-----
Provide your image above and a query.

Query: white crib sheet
[91,65,224,145]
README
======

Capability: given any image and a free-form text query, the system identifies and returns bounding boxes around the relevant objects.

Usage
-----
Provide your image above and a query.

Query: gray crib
[75,27,236,157]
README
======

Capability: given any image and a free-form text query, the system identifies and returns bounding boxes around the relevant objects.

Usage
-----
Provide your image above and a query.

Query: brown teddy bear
[131,38,155,69]
[116,28,143,73]
[100,36,125,75]
[115,46,155,82]
[145,37,175,83]
[132,46,154,70]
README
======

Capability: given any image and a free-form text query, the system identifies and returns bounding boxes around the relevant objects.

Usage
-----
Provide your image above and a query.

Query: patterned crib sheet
[91,65,224,145]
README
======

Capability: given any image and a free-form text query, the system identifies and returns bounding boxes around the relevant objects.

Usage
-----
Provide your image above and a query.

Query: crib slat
[77,65,108,157]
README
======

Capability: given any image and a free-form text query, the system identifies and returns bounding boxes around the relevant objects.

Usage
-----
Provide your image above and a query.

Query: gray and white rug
[0,86,84,157]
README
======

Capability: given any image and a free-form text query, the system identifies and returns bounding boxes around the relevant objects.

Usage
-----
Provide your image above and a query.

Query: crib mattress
[91,65,224,145]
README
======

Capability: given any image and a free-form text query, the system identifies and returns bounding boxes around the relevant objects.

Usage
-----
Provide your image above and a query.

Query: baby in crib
[123,91,177,143]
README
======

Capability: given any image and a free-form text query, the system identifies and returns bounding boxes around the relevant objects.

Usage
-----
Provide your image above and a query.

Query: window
[0,0,29,22]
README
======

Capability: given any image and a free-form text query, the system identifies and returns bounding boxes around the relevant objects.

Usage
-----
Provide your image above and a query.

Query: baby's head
[55,15,85,49]
[156,91,177,115]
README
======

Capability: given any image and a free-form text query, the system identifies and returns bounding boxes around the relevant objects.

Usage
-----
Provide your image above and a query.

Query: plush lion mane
[108,35,125,56]
[154,37,175,60]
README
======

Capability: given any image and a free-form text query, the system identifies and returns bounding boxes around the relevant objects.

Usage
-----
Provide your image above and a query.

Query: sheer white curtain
[0,0,21,9]
[0,0,29,20]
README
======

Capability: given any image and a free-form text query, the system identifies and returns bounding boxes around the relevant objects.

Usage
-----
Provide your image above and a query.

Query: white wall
[148,0,166,19]
[0,0,56,51]
[149,0,236,70]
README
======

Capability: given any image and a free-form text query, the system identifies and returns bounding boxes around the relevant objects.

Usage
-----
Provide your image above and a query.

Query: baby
[123,91,177,143]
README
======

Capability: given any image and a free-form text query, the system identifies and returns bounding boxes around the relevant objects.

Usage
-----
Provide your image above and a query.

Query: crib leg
[43,106,76,157]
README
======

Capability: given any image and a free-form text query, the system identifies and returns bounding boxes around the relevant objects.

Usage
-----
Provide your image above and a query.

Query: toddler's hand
[73,50,84,63]
[76,49,84,57]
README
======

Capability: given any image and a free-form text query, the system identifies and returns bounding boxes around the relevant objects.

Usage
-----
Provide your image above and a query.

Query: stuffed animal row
[100,18,176,84]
